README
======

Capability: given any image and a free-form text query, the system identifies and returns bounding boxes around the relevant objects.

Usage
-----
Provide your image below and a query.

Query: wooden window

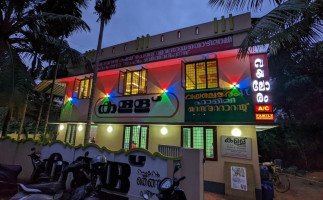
[185,60,218,90]
[123,125,149,150]
[195,27,199,35]
[120,68,147,95]
[73,77,93,99]
[181,126,217,160]
[65,124,77,145]
[177,31,181,39]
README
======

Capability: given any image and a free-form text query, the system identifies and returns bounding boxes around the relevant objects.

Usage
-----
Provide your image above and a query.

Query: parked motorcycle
[0,163,22,198]
[10,152,91,200]
[143,163,187,200]
[29,148,66,183]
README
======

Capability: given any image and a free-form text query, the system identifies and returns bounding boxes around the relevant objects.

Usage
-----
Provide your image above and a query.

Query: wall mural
[185,88,255,123]
[39,142,176,199]
[94,93,179,119]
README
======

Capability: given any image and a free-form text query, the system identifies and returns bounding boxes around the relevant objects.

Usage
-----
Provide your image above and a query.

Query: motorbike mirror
[85,151,89,157]
[173,162,181,176]
[143,190,153,200]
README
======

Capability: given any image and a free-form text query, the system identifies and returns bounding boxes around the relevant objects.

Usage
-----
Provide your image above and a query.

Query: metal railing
[158,144,182,157]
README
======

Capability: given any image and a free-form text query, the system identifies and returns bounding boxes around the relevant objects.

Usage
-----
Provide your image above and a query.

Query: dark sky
[67,0,276,53]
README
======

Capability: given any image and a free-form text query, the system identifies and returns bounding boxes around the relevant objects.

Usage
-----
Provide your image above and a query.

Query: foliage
[258,42,323,170]
[209,0,323,57]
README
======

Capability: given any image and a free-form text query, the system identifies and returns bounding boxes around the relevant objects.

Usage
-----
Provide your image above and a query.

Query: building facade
[54,13,275,198]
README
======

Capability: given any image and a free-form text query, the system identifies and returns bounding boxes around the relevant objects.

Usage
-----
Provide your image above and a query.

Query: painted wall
[148,125,181,153]
[95,124,124,151]
[56,123,85,146]
[204,126,261,189]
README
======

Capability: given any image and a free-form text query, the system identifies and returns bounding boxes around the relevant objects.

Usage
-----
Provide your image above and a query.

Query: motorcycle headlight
[160,178,172,189]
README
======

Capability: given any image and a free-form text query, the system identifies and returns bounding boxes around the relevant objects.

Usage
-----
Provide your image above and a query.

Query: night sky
[67,0,276,53]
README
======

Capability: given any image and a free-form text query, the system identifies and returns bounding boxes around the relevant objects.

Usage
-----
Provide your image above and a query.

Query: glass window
[123,125,149,150]
[185,60,218,90]
[122,69,147,95]
[73,77,93,99]
[181,126,217,160]
[65,124,77,145]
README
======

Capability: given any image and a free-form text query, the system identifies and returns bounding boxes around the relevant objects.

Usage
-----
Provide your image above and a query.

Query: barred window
[123,125,149,150]
[65,124,77,145]
[119,68,147,95]
[181,126,217,160]
[73,77,93,99]
[185,60,218,90]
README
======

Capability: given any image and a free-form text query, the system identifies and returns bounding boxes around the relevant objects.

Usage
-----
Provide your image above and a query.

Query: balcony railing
[158,144,182,157]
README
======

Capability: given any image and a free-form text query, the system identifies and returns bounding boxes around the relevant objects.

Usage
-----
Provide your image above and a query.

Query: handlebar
[178,176,186,182]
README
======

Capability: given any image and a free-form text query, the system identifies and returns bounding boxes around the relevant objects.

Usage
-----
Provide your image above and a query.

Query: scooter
[10,152,92,200]
[0,163,22,198]
[143,163,187,200]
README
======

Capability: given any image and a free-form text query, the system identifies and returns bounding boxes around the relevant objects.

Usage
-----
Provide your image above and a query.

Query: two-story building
[51,13,275,199]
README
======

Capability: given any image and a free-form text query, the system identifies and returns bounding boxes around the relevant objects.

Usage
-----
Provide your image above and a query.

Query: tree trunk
[84,20,105,145]
[1,105,13,137]
[18,96,28,140]
[43,45,62,135]
[34,102,43,139]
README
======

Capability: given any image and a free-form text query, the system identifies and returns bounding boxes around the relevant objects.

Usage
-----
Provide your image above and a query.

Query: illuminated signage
[255,113,274,121]
[255,105,272,112]
[249,54,274,122]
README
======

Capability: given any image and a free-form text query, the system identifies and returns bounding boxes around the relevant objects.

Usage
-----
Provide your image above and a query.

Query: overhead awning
[34,80,66,97]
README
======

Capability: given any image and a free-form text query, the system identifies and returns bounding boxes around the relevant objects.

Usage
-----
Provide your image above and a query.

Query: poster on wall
[221,136,252,159]
[231,166,248,191]
[185,88,254,123]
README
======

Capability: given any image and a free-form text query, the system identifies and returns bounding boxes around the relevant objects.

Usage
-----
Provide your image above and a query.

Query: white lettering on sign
[252,58,271,103]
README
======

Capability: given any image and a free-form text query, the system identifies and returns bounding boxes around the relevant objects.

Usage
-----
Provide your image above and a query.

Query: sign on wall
[98,36,233,70]
[231,166,248,191]
[221,136,252,159]
[185,88,254,123]
[94,93,179,119]
[249,54,274,122]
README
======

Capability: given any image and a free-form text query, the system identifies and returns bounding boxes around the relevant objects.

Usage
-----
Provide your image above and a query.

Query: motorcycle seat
[20,182,64,194]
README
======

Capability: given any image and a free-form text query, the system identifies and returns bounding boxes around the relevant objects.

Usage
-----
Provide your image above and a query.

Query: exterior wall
[56,123,85,146]
[95,124,124,150]
[98,13,251,62]
[204,126,261,189]
[147,125,181,153]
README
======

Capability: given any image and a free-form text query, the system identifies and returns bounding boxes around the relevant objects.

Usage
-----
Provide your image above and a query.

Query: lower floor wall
[56,123,262,197]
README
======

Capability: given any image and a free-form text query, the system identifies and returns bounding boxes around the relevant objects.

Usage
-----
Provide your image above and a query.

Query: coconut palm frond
[238,0,323,57]
[95,0,117,24]
[208,0,282,12]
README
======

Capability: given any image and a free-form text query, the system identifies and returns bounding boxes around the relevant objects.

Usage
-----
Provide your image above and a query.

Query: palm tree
[0,0,90,136]
[84,0,116,144]
[209,0,323,57]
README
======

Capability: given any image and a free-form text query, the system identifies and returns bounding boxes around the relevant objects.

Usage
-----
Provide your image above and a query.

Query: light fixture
[107,126,113,133]
[68,97,72,101]
[162,88,168,93]
[105,93,110,98]
[231,82,239,88]
[78,125,83,131]
[59,124,64,131]
[231,128,242,137]
[137,125,141,128]
[161,127,168,135]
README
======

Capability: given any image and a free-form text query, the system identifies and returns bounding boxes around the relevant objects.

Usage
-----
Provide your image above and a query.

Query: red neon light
[255,105,272,112]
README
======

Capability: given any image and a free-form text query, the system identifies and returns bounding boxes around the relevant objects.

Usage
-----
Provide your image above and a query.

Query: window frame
[120,68,147,96]
[185,59,219,91]
[65,124,77,145]
[181,126,217,161]
[73,76,93,99]
[122,125,149,150]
